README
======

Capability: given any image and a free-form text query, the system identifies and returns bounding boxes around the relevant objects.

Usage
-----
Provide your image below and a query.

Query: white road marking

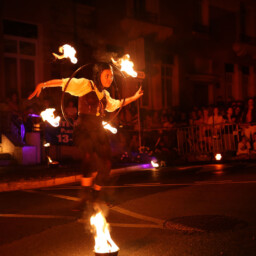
[0,213,74,219]
[77,219,162,229]
[111,206,164,225]
[33,179,256,190]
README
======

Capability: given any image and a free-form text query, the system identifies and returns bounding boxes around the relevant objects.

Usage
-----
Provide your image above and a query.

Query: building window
[224,63,233,100]
[3,20,38,99]
[161,64,173,108]
[241,65,249,99]
[3,19,38,39]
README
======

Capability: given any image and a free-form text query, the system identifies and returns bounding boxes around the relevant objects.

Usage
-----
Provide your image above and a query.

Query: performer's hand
[134,87,144,101]
[28,83,43,100]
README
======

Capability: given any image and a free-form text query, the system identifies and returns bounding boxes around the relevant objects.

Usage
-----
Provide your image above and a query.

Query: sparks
[52,44,78,64]
[40,108,60,127]
[111,54,137,77]
[102,121,117,134]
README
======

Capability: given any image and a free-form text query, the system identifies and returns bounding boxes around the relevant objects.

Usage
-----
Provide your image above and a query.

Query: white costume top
[61,78,122,112]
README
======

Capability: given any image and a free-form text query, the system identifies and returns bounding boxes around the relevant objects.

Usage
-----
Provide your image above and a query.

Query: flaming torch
[52,44,78,64]
[47,156,59,167]
[102,121,117,134]
[111,54,137,77]
[40,108,60,127]
[90,211,119,256]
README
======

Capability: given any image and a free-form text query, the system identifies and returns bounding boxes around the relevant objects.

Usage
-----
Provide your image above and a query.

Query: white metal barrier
[177,123,240,155]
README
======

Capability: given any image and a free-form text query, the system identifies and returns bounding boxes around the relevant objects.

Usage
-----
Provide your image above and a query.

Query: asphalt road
[0,162,256,256]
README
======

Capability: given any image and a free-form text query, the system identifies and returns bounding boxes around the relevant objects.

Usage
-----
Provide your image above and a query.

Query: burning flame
[102,121,117,134]
[111,54,137,77]
[47,156,53,163]
[44,142,50,147]
[40,108,60,127]
[215,153,222,161]
[47,156,59,165]
[90,211,119,253]
[151,160,159,168]
[52,44,78,64]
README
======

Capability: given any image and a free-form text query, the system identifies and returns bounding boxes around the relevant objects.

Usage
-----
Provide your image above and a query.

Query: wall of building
[1,0,256,111]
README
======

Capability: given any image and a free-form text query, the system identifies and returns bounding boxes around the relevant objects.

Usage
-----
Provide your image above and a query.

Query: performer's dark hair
[93,62,113,92]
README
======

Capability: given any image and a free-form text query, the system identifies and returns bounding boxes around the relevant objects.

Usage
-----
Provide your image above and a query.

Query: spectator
[224,107,236,123]
[179,111,188,127]
[236,136,251,159]
[7,92,20,117]
[65,100,78,120]
[161,114,173,129]
[144,113,153,129]
[251,132,256,156]
[151,110,161,129]
[189,110,198,126]
[208,107,225,128]
[129,134,139,152]
[196,107,209,125]
[242,98,256,141]
[233,106,242,123]
[119,104,136,128]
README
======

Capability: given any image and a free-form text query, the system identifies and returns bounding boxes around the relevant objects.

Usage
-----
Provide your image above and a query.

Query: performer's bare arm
[28,79,63,100]
[122,87,143,106]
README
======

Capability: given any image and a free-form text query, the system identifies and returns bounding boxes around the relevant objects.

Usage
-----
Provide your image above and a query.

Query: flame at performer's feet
[90,210,119,255]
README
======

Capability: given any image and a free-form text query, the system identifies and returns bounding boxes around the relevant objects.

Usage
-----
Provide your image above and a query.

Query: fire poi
[111,54,137,77]
[102,121,117,134]
[40,108,61,127]
[52,44,78,64]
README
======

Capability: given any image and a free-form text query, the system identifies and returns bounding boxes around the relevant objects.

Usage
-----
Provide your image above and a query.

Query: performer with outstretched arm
[28,62,143,211]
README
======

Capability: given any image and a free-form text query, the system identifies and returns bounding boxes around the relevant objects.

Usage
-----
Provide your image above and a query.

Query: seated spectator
[236,136,251,159]
[64,100,78,120]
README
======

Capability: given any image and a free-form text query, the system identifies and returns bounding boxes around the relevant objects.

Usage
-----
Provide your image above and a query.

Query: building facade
[1,0,256,112]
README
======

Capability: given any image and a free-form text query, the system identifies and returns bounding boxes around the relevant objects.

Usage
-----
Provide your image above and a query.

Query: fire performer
[28,62,143,210]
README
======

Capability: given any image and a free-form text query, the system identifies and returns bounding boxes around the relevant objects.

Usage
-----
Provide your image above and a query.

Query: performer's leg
[90,127,112,203]
[92,155,112,203]
[73,153,94,211]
